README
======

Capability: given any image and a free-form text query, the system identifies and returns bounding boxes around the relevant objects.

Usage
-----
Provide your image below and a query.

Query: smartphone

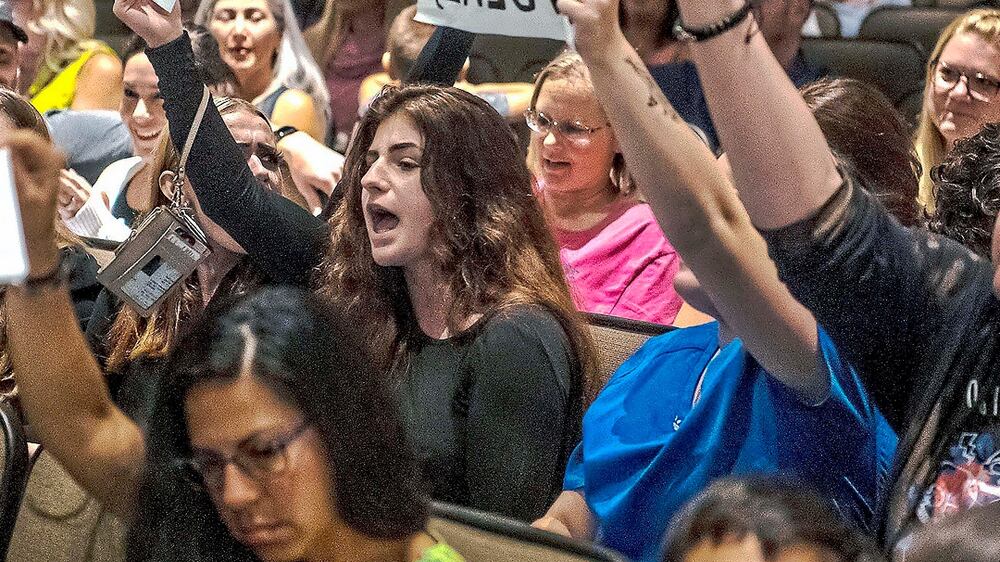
[0,148,29,284]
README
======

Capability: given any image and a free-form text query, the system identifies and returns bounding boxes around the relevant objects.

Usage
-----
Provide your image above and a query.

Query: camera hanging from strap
[97,86,214,317]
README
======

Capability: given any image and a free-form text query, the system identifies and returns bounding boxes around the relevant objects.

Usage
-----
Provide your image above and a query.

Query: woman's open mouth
[367,202,400,234]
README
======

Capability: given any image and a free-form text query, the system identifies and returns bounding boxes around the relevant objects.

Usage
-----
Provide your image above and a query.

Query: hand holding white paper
[152,0,176,13]
[0,149,30,284]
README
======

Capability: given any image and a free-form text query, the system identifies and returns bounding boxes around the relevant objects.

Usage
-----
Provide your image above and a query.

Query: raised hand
[5,131,65,276]
[113,0,183,49]
[555,0,625,65]
[280,131,345,216]
[57,168,94,222]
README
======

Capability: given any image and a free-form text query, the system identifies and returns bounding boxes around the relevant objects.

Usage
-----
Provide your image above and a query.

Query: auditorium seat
[0,400,28,560]
[586,313,672,397]
[466,35,565,84]
[813,2,842,37]
[6,451,126,562]
[801,38,925,120]
[858,7,964,57]
[93,0,132,55]
[427,501,628,562]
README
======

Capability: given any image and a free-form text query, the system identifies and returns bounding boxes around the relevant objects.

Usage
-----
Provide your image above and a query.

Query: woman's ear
[158,170,177,200]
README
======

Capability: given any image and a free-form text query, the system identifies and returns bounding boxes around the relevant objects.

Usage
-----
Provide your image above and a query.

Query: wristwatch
[274,125,299,143]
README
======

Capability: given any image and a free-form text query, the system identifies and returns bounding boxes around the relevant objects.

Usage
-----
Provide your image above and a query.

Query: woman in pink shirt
[527,51,683,325]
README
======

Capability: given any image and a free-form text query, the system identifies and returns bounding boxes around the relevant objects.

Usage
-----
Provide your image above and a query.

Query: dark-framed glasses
[524,109,609,144]
[934,61,1000,102]
[180,420,311,492]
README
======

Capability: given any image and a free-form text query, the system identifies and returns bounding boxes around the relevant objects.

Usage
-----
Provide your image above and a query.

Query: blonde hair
[194,0,330,131]
[914,8,1000,213]
[28,0,97,78]
[527,51,633,196]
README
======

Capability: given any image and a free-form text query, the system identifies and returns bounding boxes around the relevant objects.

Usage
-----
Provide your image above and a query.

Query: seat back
[427,501,628,562]
[858,6,965,57]
[585,313,672,394]
[813,2,842,37]
[801,38,926,114]
[0,400,28,560]
[6,451,126,562]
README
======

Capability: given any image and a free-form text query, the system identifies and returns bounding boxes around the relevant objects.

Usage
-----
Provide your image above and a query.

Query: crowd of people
[2,0,1000,560]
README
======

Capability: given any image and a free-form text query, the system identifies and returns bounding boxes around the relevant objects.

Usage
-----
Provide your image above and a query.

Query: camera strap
[96,86,215,317]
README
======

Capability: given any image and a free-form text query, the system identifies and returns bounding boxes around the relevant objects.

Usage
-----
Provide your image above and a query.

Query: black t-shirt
[399,305,579,522]
[759,178,1000,547]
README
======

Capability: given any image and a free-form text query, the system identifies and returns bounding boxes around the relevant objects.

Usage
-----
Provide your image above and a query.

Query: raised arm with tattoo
[672,0,841,228]
[556,0,823,401]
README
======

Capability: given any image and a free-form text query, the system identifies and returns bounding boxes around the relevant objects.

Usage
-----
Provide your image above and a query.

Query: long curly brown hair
[318,84,599,400]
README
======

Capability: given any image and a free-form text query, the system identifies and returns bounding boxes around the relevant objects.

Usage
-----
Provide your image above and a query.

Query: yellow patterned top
[29,40,117,114]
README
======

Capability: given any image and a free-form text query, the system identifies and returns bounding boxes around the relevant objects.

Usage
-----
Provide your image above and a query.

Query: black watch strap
[274,125,299,143]
[673,2,753,43]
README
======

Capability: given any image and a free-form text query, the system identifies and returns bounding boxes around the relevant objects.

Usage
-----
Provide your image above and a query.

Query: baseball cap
[0,0,27,43]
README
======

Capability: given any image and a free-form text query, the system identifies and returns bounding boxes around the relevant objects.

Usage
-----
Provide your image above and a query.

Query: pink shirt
[325,9,384,150]
[553,200,683,325]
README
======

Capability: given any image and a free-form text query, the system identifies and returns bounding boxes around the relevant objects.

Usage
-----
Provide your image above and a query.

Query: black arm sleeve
[759,178,993,431]
[145,34,328,286]
[463,308,574,521]
[404,27,475,86]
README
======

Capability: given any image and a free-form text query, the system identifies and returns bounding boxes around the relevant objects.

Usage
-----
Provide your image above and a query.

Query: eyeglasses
[524,109,609,144]
[180,420,311,492]
[934,61,1000,102]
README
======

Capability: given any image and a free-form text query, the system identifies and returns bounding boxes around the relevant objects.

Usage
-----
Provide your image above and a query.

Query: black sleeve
[404,27,475,86]
[759,178,993,431]
[145,33,328,286]
[463,308,574,521]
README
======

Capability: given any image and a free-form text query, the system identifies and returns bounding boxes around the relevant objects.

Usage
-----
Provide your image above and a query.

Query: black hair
[126,286,428,561]
[928,122,1000,259]
[121,27,239,94]
[905,502,1000,562]
[661,476,884,562]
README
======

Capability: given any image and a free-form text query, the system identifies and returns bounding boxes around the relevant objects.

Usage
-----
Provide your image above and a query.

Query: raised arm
[5,132,143,519]
[557,0,823,401]
[672,0,841,229]
[114,0,328,285]
[580,0,984,430]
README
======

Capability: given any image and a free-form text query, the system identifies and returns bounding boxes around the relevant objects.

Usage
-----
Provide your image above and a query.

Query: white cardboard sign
[415,0,570,41]
[0,149,30,284]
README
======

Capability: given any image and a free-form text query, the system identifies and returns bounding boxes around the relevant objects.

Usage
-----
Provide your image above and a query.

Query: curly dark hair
[927,122,1000,259]
[319,84,597,398]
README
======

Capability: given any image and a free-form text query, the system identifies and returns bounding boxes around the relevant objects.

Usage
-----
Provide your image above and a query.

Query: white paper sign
[152,0,177,13]
[416,0,570,41]
[0,149,30,284]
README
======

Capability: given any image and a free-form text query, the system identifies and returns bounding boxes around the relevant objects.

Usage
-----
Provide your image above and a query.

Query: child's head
[662,477,883,562]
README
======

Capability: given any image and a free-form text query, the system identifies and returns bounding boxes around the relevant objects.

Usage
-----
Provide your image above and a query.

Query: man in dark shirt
[650,0,819,151]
